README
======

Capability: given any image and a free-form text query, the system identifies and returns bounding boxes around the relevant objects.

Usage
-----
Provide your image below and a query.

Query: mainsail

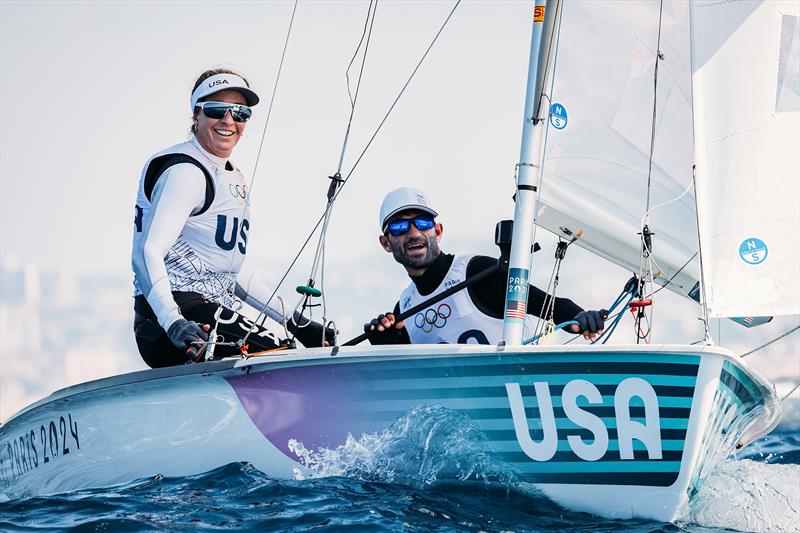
[535,1,700,297]
[691,0,800,318]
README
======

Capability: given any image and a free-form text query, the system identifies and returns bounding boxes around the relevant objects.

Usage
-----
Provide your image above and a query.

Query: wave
[288,405,518,488]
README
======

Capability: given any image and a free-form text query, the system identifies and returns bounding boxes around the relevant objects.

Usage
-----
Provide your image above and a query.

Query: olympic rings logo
[414,303,452,333]
[229,183,250,206]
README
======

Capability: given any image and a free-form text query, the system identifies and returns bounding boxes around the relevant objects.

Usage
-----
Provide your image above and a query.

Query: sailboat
[0,0,795,523]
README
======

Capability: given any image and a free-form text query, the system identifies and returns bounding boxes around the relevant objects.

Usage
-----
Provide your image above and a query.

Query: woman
[132,68,331,368]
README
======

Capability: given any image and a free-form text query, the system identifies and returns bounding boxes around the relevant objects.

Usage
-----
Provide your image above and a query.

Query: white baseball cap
[379,187,438,232]
[190,73,260,111]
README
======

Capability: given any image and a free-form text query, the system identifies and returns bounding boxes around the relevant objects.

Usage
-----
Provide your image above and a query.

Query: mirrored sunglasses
[386,216,436,236]
[195,101,252,123]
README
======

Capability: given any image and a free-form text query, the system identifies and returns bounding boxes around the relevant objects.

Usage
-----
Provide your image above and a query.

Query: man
[365,187,606,345]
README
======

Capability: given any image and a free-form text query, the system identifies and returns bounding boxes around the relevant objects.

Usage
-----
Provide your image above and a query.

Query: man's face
[379,210,443,271]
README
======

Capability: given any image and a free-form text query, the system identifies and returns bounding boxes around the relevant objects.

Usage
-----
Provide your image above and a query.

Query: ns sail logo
[738,237,768,265]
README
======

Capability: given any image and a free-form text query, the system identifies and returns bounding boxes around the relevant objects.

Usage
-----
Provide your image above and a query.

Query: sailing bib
[132,140,251,307]
[399,255,531,344]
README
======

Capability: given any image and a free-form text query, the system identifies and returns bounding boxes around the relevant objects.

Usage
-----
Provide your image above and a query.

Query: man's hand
[166,319,211,362]
[568,309,608,341]
[365,313,405,332]
[364,313,406,345]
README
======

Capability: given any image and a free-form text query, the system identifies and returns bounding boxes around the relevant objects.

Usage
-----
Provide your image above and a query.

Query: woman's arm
[132,164,206,330]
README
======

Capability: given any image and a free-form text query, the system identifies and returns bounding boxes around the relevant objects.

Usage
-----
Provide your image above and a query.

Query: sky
[1,0,798,422]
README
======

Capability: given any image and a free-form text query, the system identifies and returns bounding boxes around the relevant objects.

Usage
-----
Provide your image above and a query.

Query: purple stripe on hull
[225,364,381,458]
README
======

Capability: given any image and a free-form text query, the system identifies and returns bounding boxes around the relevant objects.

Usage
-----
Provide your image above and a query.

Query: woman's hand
[167,319,211,361]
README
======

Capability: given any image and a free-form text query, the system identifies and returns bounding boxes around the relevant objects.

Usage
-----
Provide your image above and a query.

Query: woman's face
[194,89,248,158]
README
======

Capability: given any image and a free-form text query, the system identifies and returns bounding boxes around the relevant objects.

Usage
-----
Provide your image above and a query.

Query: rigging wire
[251,1,300,192]
[532,238,573,340]
[741,325,800,358]
[651,251,698,297]
[635,172,698,299]
[533,248,562,337]
[528,0,566,340]
[243,0,462,347]
[690,165,712,343]
[781,383,800,402]
[635,0,665,345]
[225,0,300,285]
[643,0,664,217]
[739,324,800,404]
[291,0,379,345]
[343,0,379,165]
[196,0,299,354]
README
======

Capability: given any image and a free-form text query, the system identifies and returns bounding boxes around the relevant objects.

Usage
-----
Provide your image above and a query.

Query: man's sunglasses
[195,101,252,123]
[385,216,436,236]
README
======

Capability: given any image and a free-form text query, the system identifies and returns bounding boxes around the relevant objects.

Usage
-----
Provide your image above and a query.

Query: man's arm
[527,285,583,323]
[466,255,604,339]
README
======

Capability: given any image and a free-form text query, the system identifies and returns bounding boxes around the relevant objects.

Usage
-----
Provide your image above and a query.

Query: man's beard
[391,234,440,269]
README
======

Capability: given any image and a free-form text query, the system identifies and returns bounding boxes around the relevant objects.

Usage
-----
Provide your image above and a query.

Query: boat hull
[0,344,780,521]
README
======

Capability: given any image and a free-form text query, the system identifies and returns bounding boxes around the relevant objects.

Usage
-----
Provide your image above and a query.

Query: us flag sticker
[534,5,545,22]
[506,300,527,320]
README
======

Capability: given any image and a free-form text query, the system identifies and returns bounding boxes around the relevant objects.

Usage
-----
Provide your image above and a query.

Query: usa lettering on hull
[506,378,663,462]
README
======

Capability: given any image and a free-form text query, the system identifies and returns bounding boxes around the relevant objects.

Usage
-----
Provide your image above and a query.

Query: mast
[501,0,561,345]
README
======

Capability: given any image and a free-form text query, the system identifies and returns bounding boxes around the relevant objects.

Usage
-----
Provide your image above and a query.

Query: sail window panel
[775,14,799,113]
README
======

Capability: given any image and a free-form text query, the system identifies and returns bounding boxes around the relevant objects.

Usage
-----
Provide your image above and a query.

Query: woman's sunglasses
[385,216,436,236]
[195,101,252,123]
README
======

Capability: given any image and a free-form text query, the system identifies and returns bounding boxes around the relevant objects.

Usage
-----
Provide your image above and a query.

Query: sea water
[1,400,798,532]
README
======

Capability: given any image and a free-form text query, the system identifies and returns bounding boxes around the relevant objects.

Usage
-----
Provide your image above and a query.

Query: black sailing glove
[364,313,406,345]
[287,312,337,347]
[166,319,210,362]
[571,309,609,336]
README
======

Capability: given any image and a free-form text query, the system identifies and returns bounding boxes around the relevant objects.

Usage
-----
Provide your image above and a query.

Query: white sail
[535,1,700,297]
[691,0,800,318]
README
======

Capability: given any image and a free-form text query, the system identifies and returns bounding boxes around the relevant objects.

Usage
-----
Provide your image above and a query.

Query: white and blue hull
[0,344,780,522]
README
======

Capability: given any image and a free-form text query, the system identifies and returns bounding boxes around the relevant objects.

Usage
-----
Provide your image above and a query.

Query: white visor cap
[190,73,260,111]
[379,187,438,232]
